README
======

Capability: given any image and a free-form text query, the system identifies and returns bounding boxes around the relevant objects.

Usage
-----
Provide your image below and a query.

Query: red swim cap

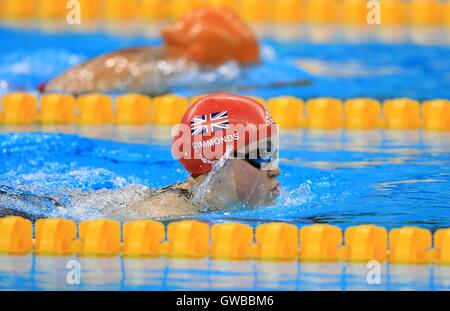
[171,93,277,176]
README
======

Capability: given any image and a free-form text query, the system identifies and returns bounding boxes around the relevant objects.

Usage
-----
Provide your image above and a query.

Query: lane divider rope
[1,0,449,26]
[0,217,449,264]
[1,92,449,131]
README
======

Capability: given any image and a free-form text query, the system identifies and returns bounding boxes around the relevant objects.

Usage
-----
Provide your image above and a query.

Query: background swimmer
[41,7,260,95]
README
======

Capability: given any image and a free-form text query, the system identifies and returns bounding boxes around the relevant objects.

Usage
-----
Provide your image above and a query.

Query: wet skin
[0,159,281,220]
[131,159,281,218]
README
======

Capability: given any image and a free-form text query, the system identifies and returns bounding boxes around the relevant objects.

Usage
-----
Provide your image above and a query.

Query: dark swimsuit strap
[156,183,193,199]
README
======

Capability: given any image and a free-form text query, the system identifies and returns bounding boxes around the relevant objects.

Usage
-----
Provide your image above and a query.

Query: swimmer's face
[193,134,281,209]
[229,159,281,206]
[162,6,259,65]
[202,159,280,208]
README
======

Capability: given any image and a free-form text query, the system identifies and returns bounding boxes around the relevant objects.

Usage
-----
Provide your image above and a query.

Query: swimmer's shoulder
[131,182,201,218]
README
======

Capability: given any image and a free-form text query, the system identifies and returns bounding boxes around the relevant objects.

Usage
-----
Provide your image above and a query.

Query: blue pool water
[1,255,450,291]
[0,129,449,231]
[1,26,450,99]
[0,25,450,291]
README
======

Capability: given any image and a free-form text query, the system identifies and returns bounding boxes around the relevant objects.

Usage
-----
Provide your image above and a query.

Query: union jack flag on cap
[191,111,230,135]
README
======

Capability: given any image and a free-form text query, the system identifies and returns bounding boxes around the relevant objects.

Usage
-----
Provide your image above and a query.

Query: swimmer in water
[42,7,260,95]
[129,93,281,218]
[0,94,281,220]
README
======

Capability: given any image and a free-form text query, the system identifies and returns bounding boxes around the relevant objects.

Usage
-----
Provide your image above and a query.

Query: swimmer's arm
[0,187,65,220]
[44,47,166,95]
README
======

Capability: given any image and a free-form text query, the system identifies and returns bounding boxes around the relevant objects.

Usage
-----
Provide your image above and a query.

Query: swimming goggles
[234,140,279,170]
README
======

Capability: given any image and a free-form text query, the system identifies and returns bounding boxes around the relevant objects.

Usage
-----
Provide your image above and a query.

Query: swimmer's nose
[267,165,281,178]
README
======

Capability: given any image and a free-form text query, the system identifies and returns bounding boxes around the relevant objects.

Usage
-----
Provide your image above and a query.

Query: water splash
[65,184,152,221]
[191,148,234,211]
[277,182,312,208]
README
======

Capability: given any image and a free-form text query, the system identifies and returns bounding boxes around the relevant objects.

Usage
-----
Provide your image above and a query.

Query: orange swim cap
[162,6,260,66]
[171,94,278,176]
